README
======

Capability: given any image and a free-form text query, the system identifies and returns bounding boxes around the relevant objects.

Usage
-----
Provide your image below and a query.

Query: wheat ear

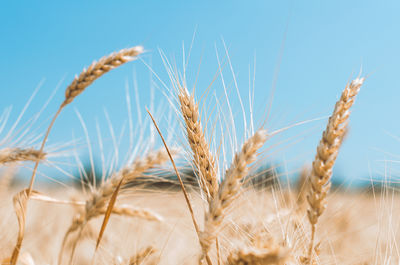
[95,148,173,250]
[306,77,364,262]
[0,148,45,164]
[63,46,144,106]
[129,246,156,265]
[200,129,268,256]
[59,149,169,263]
[178,85,219,202]
[9,46,144,265]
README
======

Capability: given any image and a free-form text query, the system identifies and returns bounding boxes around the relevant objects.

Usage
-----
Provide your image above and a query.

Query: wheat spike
[87,148,171,221]
[105,204,163,222]
[63,46,144,106]
[59,149,170,263]
[129,246,156,265]
[306,77,364,261]
[0,148,45,164]
[200,129,268,256]
[178,85,219,202]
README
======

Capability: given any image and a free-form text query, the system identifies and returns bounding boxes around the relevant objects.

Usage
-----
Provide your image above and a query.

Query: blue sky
[1,1,400,185]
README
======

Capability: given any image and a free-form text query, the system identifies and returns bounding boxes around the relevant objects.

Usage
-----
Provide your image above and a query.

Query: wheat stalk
[0,148,45,164]
[178,85,219,202]
[200,129,268,257]
[306,77,364,262]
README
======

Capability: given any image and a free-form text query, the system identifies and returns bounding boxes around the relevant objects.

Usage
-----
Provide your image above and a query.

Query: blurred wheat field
[0,45,399,265]
[1,187,398,264]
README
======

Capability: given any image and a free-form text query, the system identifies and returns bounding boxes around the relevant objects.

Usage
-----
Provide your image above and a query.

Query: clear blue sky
[1,1,399,185]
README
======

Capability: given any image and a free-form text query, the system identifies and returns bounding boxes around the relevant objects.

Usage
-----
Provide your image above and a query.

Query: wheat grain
[306,77,364,262]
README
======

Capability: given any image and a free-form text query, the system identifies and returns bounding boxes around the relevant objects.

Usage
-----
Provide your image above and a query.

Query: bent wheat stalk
[200,129,268,258]
[306,77,364,262]
[10,45,143,265]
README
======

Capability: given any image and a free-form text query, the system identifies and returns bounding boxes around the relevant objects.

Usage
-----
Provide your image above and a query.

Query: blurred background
[1,0,399,187]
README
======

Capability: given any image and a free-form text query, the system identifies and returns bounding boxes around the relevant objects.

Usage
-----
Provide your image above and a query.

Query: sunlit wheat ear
[0,148,45,164]
[59,148,170,264]
[62,46,144,106]
[177,84,219,202]
[200,129,268,257]
[129,246,157,265]
[94,148,174,250]
[10,45,144,265]
[306,77,364,262]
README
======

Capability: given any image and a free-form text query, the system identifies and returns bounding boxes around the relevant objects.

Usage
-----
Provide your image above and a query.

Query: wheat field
[0,45,398,265]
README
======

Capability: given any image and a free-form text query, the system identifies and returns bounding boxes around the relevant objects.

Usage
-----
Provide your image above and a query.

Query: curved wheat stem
[306,77,364,262]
